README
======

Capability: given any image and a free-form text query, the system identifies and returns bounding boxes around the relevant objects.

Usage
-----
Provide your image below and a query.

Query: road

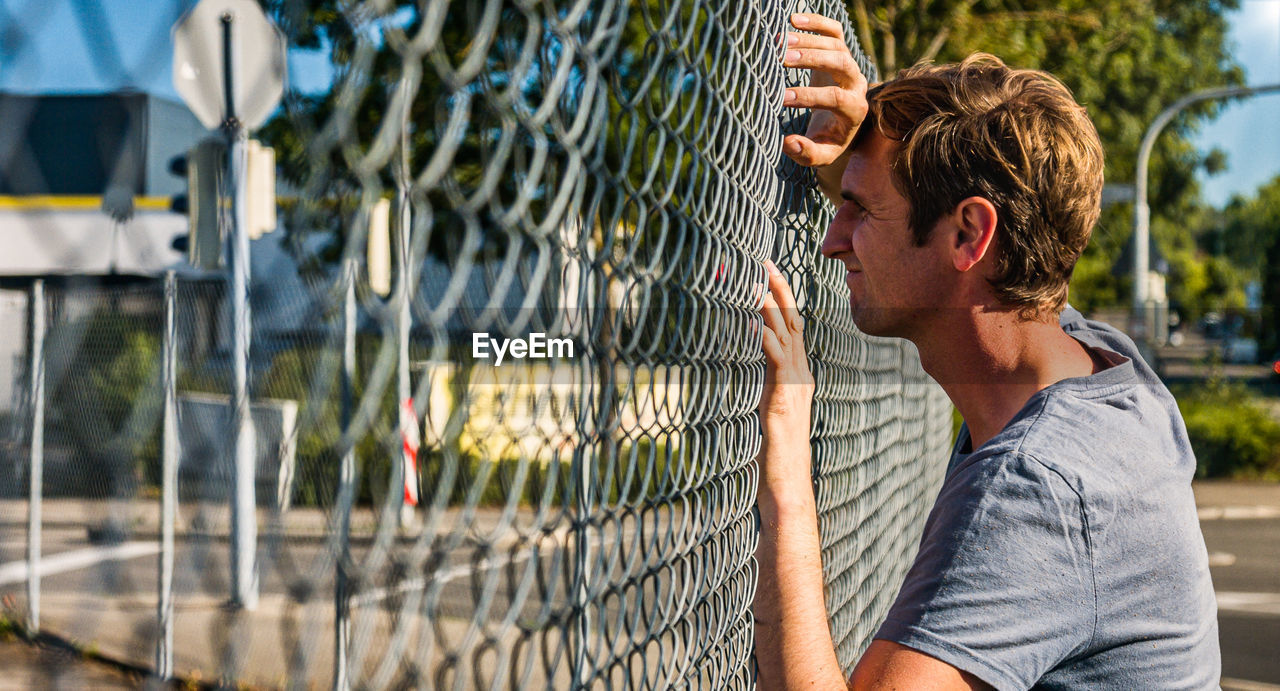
[1,487,1277,687]
[0,500,672,687]
[1154,331,1280,688]
[1202,509,1280,686]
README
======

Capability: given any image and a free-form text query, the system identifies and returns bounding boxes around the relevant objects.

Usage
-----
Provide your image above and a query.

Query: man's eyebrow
[840,190,866,206]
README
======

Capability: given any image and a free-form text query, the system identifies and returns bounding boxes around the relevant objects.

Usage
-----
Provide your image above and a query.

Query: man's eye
[840,199,869,220]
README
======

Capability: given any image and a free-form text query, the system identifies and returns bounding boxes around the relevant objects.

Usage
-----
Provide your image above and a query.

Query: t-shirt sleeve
[874,452,1096,691]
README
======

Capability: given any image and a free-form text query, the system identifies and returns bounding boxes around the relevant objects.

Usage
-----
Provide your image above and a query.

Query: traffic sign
[172,0,286,130]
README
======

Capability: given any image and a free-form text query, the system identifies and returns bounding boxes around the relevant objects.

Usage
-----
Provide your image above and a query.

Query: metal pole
[574,449,592,690]
[157,271,178,678]
[334,260,357,690]
[223,11,258,611]
[575,365,608,688]
[1133,83,1280,336]
[395,94,415,531]
[26,279,45,635]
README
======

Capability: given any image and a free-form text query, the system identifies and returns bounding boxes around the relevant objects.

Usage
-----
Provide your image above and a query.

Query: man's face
[820,132,950,339]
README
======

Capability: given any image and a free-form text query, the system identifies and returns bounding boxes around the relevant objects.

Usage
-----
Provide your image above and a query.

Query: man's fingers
[765,261,804,334]
[784,85,855,112]
[761,324,785,365]
[782,134,844,168]
[761,291,790,348]
[785,31,846,54]
[790,13,844,41]
[782,48,858,85]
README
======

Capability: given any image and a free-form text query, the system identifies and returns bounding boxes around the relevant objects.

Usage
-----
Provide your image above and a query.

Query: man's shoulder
[938,442,1087,530]
[1059,306,1148,366]
[952,392,1115,485]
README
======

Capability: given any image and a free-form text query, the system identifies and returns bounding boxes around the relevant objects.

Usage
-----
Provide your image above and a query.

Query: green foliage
[89,329,158,417]
[247,338,682,508]
[1066,248,1119,315]
[1174,380,1280,480]
[50,309,163,489]
[1161,207,1250,324]
[846,0,1244,313]
[1264,232,1280,356]
[251,338,392,507]
[1218,174,1280,353]
[260,0,582,271]
[420,451,571,508]
[1220,175,1280,271]
[419,432,674,509]
[0,612,19,641]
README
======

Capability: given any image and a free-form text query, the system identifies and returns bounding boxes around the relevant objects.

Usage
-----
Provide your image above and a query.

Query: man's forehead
[850,131,898,169]
[843,132,899,200]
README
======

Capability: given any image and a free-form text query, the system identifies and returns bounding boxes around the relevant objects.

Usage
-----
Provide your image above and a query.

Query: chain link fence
[0,0,952,687]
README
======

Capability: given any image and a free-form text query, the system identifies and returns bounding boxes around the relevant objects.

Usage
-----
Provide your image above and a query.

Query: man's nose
[821,210,852,259]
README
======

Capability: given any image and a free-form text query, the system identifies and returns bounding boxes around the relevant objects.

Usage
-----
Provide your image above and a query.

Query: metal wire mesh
[0,0,952,687]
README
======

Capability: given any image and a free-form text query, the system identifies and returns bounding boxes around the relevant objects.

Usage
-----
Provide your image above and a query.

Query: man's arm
[852,642,992,690]
[753,260,844,690]
[754,262,988,690]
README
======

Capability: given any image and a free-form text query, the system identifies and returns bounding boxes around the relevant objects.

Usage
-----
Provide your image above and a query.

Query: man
[753,12,1220,690]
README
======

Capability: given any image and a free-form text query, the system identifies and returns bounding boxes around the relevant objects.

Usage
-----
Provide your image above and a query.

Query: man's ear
[949,196,998,273]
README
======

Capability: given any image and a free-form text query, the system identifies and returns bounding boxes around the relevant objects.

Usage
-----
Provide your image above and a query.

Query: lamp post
[1132,83,1280,340]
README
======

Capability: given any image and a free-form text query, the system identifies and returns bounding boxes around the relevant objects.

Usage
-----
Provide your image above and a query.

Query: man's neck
[914,308,1098,451]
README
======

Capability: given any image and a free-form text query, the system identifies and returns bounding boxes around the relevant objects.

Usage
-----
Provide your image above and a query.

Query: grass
[1171,378,1280,480]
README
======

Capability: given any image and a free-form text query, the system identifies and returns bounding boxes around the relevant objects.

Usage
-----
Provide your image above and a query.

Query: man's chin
[848,304,900,339]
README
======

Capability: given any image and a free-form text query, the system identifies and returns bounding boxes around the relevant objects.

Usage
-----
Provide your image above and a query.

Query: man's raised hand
[781,13,869,204]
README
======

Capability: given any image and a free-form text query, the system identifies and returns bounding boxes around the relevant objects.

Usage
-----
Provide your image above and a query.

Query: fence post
[25,279,45,635]
[334,259,357,690]
[395,104,415,531]
[222,17,259,611]
[573,450,592,690]
[23,277,46,634]
[156,271,178,678]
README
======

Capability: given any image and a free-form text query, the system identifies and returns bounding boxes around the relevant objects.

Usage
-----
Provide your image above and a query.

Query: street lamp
[1132,82,1280,340]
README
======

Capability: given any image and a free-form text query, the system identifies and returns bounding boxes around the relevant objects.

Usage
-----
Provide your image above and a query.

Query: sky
[1194,0,1280,207]
[0,0,333,106]
[0,0,1277,209]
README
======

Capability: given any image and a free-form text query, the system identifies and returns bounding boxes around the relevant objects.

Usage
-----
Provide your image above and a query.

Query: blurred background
[0,0,1277,688]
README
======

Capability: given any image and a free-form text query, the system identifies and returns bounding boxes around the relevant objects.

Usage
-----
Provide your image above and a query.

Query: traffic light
[168,153,190,215]
[187,137,226,270]
[167,137,277,269]
[168,137,224,269]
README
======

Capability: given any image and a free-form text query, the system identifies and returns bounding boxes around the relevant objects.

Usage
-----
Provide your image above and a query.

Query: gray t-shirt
[874,308,1220,690]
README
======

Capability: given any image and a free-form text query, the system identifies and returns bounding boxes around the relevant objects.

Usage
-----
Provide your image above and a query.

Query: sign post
[173,0,284,611]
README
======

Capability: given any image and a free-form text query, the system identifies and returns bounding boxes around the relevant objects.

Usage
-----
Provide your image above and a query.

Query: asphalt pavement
[1198,481,1280,688]
[0,482,1277,688]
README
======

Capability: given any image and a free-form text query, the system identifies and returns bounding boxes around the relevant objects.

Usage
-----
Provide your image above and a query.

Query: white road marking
[351,546,539,609]
[1208,551,1237,567]
[1198,506,1280,521]
[1221,677,1280,691]
[0,542,159,585]
[1216,591,1280,617]
[351,526,581,609]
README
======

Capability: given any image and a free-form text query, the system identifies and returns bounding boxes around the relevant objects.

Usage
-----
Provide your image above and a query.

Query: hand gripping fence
[1,0,952,687]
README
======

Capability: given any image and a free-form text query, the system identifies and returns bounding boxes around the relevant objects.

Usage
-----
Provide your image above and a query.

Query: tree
[1218,175,1280,352]
[845,0,1244,311]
